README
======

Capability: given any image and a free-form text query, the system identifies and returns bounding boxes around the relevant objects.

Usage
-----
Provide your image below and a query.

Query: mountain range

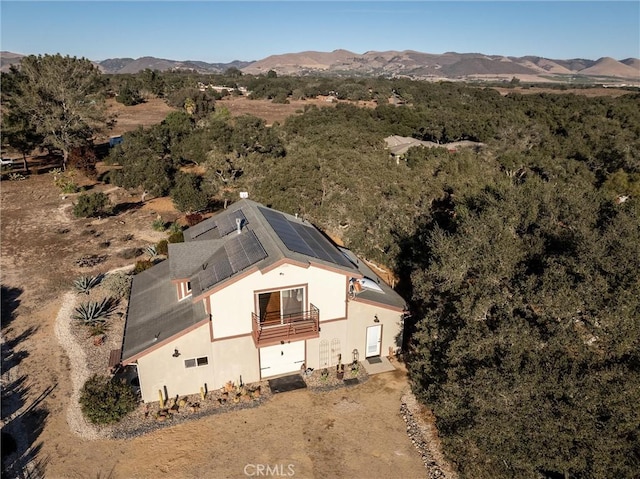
[1,50,639,82]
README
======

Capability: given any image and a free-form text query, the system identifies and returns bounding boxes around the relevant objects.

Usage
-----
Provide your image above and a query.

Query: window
[184,356,208,369]
[186,281,192,294]
[197,356,208,366]
[257,287,305,324]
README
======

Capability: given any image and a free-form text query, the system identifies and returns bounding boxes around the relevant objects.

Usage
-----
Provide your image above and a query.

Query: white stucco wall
[306,320,348,370]
[346,300,404,359]
[137,323,213,403]
[134,265,404,403]
[207,263,348,339]
[210,335,260,389]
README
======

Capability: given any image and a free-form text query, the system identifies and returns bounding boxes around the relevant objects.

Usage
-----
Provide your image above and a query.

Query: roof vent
[236,217,242,234]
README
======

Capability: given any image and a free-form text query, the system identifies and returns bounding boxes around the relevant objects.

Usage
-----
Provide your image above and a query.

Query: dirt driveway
[1,171,426,478]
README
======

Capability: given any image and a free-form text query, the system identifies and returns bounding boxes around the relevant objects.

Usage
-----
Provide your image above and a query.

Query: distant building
[109,136,123,148]
[384,135,485,164]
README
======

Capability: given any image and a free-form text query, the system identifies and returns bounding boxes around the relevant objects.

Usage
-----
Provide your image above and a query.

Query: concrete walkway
[361,356,397,375]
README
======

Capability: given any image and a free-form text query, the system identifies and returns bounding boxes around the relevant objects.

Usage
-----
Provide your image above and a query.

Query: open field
[492,86,636,97]
[103,98,177,137]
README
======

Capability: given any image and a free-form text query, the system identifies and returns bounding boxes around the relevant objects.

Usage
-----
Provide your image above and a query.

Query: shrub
[79,374,137,425]
[133,259,154,274]
[156,239,168,256]
[118,247,143,260]
[68,145,98,179]
[185,212,204,226]
[102,272,132,299]
[152,218,166,231]
[51,168,80,193]
[168,222,182,234]
[116,84,144,106]
[73,192,110,218]
[167,230,184,244]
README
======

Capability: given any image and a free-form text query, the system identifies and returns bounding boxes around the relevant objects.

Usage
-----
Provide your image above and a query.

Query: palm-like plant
[73,275,103,294]
[72,297,117,325]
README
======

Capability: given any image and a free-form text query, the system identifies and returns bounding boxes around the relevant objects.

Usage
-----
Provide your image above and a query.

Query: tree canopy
[101,73,639,478]
[1,54,108,169]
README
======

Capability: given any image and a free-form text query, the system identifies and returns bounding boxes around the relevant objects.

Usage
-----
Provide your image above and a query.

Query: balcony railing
[252,304,319,347]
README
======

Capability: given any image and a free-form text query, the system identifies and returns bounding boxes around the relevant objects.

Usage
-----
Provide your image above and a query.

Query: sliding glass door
[258,287,305,325]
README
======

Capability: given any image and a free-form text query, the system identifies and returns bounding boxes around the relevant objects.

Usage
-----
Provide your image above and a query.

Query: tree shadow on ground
[1,381,55,479]
[1,286,54,479]
[112,201,143,215]
[1,285,23,329]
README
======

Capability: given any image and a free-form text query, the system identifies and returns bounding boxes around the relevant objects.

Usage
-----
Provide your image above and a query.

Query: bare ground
[492,86,635,97]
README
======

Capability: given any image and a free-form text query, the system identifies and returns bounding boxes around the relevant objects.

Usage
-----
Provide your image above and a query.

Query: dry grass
[492,86,635,97]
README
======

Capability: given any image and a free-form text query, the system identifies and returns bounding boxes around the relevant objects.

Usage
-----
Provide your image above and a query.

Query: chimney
[236,218,242,234]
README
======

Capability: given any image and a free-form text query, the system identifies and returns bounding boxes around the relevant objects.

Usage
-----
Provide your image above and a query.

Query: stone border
[400,392,458,479]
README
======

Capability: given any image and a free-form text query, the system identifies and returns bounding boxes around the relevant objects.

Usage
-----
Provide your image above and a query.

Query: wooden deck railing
[252,304,319,347]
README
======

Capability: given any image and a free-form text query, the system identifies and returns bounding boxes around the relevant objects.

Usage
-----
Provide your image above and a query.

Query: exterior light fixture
[172,348,180,358]
[374,315,380,323]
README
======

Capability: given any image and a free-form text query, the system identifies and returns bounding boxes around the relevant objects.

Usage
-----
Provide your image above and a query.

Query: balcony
[252,304,320,347]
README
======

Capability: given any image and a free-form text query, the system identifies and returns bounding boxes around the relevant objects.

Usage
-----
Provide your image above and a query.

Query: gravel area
[401,392,459,479]
[53,291,108,440]
[109,379,273,439]
[301,362,369,391]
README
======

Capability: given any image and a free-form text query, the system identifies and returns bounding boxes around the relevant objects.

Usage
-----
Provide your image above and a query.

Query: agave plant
[73,275,103,294]
[72,297,117,325]
[144,244,158,260]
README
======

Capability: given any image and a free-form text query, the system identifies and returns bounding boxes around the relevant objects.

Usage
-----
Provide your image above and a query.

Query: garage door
[259,341,305,378]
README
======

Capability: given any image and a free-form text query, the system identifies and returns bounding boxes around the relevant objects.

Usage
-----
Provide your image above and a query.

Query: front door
[365,325,382,357]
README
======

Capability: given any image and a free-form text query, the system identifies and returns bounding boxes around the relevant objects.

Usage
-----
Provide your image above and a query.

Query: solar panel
[259,207,353,268]
[198,230,267,291]
[293,223,352,266]
[214,209,247,237]
[198,247,233,290]
[186,218,218,241]
[226,230,267,272]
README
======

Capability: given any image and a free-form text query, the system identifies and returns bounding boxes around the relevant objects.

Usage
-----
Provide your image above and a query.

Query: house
[384,135,485,164]
[120,199,406,402]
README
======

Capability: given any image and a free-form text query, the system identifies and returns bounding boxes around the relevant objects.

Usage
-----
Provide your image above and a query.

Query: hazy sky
[1,1,639,62]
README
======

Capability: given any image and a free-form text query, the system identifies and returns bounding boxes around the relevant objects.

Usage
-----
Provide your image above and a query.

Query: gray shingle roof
[169,239,225,279]
[122,200,386,361]
[121,260,207,361]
